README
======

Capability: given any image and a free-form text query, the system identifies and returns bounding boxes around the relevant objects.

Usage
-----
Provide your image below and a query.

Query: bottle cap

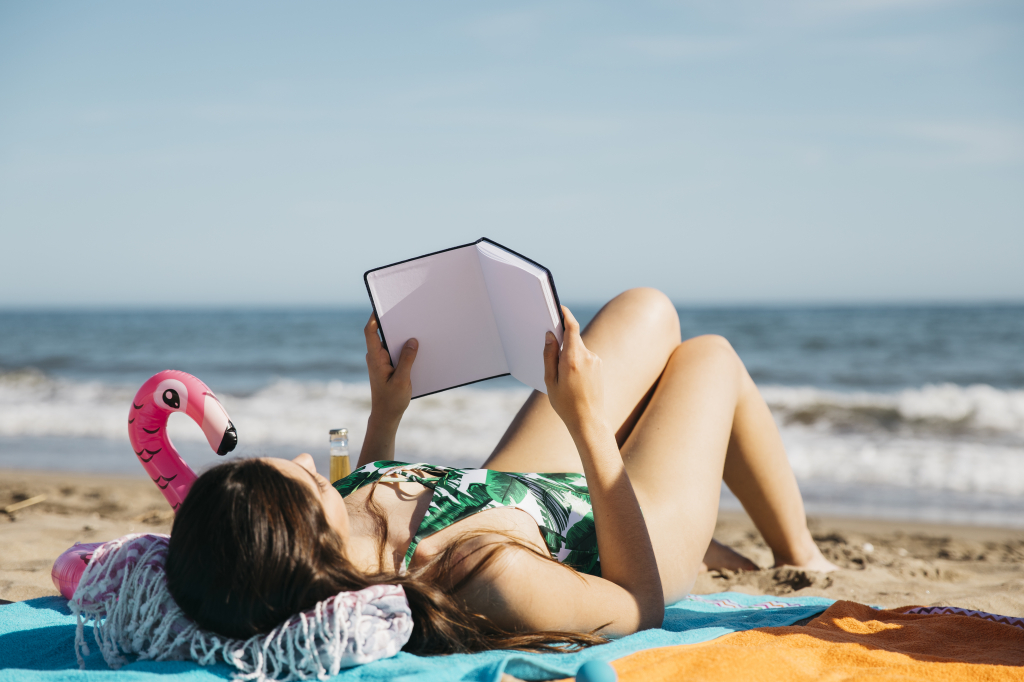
[329,428,348,437]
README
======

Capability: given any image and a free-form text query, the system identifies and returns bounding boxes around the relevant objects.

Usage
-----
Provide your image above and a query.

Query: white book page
[476,241,563,393]
[366,246,508,398]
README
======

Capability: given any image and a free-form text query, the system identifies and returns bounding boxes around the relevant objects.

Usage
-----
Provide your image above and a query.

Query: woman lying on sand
[166,288,837,653]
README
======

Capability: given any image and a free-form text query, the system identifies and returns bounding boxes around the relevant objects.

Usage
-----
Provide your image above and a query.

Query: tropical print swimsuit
[333,461,601,577]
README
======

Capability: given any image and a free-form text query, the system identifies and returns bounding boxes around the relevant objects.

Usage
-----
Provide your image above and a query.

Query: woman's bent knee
[616,287,676,317]
[681,334,736,356]
[674,335,745,381]
[602,288,680,342]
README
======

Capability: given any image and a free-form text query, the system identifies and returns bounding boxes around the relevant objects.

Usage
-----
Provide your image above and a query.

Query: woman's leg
[619,335,836,602]
[482,287,682,473]
[484,288,832,591]
[484,288,752,572]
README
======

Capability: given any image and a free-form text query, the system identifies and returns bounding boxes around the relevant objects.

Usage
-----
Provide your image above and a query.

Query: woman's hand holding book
[542,307,605,437]
[358,314,418,467]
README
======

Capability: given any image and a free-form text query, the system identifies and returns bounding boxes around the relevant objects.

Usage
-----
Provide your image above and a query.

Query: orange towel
[557,601,1024,681]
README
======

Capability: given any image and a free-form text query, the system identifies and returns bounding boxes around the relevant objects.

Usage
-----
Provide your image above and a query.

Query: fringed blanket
[66,534,412,681]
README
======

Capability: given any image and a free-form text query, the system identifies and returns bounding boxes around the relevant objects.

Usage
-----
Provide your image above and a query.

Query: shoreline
[2,469,1022,617]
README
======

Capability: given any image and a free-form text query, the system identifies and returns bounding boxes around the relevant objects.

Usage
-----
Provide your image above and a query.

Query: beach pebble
[862,543,874,553]
[576,660,617,682]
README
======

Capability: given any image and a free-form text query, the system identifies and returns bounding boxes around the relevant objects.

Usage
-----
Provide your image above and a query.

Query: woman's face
[264,454,350,540]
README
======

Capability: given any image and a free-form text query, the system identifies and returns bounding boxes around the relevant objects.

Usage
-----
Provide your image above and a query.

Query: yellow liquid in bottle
[330,455,351,483]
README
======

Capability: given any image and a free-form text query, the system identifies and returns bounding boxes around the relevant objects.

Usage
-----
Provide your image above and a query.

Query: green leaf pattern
[334,461,601,576]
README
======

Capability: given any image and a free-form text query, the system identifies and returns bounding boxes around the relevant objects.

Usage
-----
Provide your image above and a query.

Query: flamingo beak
[218,421,238,456]
[201,393,237,456]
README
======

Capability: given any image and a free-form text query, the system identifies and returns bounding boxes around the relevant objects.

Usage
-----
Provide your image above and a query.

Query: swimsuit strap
[379,470,440,489]
[375,464,447,574]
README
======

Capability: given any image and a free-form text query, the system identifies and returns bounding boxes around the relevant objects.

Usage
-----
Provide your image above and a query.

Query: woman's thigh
[622,335,745,602]
[482,288,682,473]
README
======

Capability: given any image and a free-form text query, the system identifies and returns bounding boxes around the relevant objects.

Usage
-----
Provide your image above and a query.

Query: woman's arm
[540,308,664,630]
[452,305,667,634]
[457,312,664,635]
[357,314,418,468]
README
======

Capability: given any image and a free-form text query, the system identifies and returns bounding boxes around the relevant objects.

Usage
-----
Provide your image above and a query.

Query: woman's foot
[775,553,840,573]
[699,539,760,573]
[773,538,840,573]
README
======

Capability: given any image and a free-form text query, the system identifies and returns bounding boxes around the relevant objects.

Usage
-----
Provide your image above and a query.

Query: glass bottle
[329,428,351,483]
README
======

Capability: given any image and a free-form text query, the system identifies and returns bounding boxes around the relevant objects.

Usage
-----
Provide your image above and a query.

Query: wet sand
[2,469,1022,617]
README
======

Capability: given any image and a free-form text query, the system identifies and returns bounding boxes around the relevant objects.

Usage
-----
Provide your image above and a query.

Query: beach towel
[565,600,1024,681]
[0,591,832,681]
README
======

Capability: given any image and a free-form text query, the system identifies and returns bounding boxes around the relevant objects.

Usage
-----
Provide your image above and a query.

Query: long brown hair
[165,458,607,654]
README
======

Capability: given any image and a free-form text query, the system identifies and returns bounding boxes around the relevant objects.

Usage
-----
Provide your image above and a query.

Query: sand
[0,469,174,602]
[2,469,1023,617]
[696,511,1024,617]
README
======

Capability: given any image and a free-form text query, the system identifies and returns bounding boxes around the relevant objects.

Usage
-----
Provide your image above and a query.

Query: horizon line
[2,298,1024,313]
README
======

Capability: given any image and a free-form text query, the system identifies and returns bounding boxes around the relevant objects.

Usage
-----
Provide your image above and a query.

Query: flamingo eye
[162,389,180,409]
[153,379,188,413]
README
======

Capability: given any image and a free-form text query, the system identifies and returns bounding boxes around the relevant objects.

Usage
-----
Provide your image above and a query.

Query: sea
[2,306,1023,528]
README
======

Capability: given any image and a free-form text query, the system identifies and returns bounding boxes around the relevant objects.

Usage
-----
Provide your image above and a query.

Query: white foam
[761,383,1024,440]
[0,370,531,469]
[2,371,1022,496]
[760,383,1024,496]
[781,430,1024,495]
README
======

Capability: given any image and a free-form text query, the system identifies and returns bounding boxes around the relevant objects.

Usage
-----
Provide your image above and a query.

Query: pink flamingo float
[50,370,237,598]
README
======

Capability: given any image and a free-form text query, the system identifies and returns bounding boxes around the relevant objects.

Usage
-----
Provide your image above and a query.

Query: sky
[1,0,1022,307]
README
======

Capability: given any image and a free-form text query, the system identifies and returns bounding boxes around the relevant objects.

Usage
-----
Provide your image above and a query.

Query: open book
[364,239,564,398]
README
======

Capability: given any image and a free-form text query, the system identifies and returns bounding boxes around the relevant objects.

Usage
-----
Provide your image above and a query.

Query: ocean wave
[761,383,1024,443]
[2,370,1023,494]
[0,369,531,466]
